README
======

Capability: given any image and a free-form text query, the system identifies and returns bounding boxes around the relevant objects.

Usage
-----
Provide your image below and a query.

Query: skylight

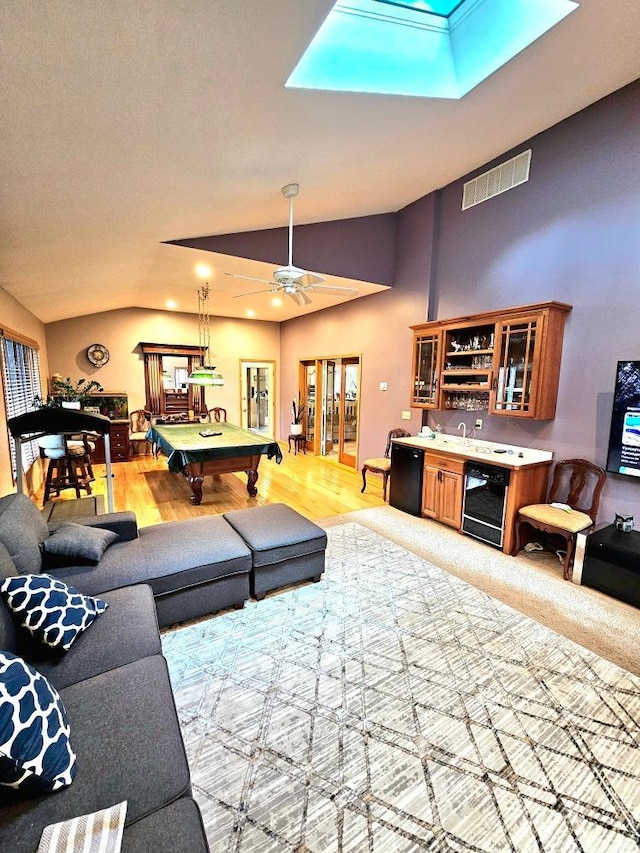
[286,0,579,99]
[374,0,464,16]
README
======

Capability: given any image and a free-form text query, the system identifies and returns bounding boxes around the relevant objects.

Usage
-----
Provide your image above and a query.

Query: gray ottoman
[223,503,327,600]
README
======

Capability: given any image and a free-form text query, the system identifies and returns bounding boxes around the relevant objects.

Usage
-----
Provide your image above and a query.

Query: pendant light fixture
[187,271,224,386]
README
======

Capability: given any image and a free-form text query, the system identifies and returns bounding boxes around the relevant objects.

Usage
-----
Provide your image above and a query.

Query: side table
[573,523,640,608]
[288,434,306,455]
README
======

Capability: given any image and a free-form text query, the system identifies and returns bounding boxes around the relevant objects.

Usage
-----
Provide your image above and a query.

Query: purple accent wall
[280,195,435,463]
[430,78,640,523]
[167,213,397,285]
[178,78,640,524]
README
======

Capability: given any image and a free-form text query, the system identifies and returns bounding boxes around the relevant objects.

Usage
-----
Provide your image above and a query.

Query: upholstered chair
[129,409,151,456]
[360,428,412,501]
[513,458,606,579]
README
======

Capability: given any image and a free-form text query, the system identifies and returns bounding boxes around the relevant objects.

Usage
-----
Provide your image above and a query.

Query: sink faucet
[458,422,467,443]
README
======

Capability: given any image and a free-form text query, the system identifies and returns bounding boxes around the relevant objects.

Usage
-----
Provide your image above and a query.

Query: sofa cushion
[0,545,18,652]
[121,797,209,853]
[137,517,252,595]
[0,656,191,853]
[51,512,139,543]
[0,600,17,653]
[223,503,327,567]
[0,651,76,796]
[20,585,161,691]
[52,516,252,599]
[1,575,108,652]
[42,522,118,566]
[0,542,17,580]
[0,494,48,574]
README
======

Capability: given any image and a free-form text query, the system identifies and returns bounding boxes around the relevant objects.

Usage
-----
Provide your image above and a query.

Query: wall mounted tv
[606,360,640,478]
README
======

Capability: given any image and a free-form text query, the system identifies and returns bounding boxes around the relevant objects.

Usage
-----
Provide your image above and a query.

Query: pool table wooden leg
[246,469,258,497]
[187,474,204,505]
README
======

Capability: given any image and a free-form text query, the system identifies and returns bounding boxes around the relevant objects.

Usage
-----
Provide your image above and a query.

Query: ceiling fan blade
[225,272,274,286]
[305,284,360,296]
[233,287,278,298]
[296,271,325,287]
[286,288,312,306]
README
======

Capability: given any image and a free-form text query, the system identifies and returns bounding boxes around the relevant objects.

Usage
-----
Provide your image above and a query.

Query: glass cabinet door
[411,332,440,408]
[492,318,539,415]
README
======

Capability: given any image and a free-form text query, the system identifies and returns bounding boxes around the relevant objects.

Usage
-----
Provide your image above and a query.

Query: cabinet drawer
[92,422,130,462]
[424,453,465,475]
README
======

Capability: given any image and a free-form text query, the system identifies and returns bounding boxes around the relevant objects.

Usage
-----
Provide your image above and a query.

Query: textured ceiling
[1,0,639,323]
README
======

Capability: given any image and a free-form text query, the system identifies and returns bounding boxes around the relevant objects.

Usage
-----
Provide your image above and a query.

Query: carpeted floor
[163,521,640,852]
[323,506,640,677]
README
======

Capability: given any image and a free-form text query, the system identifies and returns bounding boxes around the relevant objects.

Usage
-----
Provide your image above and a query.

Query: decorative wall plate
[87,343,110,367]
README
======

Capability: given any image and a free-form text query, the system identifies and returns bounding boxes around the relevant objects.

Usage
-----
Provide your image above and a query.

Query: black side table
[574,523,640,608]
[288,434,306,455]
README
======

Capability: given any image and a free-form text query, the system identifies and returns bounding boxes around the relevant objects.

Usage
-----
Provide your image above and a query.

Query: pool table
[146,422,283,505]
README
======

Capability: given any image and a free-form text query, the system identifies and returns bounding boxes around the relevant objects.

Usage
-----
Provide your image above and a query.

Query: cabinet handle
[492,378,498,391]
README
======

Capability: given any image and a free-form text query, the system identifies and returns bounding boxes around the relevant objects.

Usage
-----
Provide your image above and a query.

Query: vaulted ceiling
[1,0,639,323]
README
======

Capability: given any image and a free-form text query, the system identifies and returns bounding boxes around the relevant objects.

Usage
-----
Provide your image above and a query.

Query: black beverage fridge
[389,443,424,516]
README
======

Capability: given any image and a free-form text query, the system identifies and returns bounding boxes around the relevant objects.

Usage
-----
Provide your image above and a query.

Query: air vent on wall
[462,149,532,210]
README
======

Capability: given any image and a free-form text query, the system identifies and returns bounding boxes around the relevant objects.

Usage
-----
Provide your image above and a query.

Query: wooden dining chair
[360,428,412,501]
[512,458,606,579]
[208,407,227,423]
[129,409,152,456]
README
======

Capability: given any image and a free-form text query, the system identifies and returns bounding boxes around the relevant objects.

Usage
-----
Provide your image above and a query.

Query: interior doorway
[299,356,360,468]
[240,360,275,438]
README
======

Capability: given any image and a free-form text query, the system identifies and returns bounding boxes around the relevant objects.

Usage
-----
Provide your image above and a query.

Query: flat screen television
[606,360,640,478]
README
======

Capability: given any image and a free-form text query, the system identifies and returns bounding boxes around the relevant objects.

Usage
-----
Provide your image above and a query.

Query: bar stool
[39,434,95,504]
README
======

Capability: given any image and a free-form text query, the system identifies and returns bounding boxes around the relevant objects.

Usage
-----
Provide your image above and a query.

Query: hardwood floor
[34,443,385,527]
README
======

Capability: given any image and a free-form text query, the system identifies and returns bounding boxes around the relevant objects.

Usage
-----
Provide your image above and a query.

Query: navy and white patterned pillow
[0,651,76,794]
[0,574,108,652]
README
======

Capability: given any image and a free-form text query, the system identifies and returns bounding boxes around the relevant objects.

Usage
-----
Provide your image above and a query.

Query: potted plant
[291,394,305,436]
[49,374,103,408]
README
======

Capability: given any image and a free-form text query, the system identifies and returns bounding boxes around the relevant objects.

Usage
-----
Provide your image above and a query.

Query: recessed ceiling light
[246,309,256,318]
[272,297,283,307]
[165,299,177,310]
[195,263,212,279]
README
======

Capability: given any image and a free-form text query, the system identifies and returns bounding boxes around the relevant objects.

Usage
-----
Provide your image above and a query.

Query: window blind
[1,334,43,480]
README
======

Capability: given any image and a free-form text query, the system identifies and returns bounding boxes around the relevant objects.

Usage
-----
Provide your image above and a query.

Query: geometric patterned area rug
[162,523,640,852]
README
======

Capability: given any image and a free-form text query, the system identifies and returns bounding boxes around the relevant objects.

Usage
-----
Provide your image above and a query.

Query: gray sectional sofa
[0,550,209,851]
[0,492,327,851]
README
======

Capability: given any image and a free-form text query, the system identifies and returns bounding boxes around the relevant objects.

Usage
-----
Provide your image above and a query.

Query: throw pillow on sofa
[38,800,128,853]
[0,574,108,652]
[42,522,118,566]
[0,651,76,795]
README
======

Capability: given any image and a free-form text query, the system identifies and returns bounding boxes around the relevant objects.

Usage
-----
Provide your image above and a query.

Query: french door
[299,355,360,468]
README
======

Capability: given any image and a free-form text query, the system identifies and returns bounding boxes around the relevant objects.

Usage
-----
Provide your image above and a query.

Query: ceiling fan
[225,183,360,306]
